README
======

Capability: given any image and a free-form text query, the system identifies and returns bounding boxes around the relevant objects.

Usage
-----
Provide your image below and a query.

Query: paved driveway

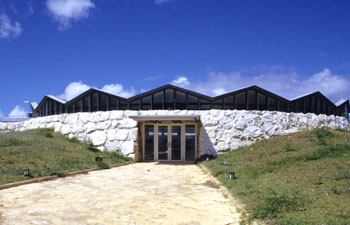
[0,163,241,225]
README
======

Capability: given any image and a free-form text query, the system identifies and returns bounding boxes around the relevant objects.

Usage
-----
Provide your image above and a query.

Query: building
[28,84,350,162]
[32,84,350,118]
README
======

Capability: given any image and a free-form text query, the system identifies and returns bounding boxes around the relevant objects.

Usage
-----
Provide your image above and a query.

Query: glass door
[185,125,196,161]
[171,126,181,160]
[158,126,168,160]
[144,124,196,161]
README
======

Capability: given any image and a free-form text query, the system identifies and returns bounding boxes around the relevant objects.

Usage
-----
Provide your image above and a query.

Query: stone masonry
[0,110,349,158]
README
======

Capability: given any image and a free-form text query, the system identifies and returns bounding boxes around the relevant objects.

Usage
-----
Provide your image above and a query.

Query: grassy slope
[0,129,132,185]
[202,128,350,225]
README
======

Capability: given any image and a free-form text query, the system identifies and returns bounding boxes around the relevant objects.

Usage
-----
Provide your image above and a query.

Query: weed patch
[284,142,298,152]
[96,161,110,169]
[252,188,306,219]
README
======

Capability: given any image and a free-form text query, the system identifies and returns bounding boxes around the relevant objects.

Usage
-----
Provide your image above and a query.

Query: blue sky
[1,0,350,118]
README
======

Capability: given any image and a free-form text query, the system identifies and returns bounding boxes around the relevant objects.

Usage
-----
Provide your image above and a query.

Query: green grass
[0,128,133,185]
[201,128,350,225]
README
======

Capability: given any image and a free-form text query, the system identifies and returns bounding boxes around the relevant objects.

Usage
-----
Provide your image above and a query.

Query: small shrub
[330,170,350,180]
[34,128,54,138]
[335,128,346,132]
[330,186,342,195]
[96,161,110,169]
[108,150,132,162]
[284,142,298,152]
[68,137,80,143]
[252,188,305,219]
[315,127,333,145]
[84,139,100,152]
[49,170,65,177]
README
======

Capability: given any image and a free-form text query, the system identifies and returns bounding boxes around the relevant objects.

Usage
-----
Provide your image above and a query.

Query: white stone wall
[0,110,349,158]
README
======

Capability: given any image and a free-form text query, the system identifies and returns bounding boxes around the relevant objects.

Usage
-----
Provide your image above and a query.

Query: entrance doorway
[143,124,196,162]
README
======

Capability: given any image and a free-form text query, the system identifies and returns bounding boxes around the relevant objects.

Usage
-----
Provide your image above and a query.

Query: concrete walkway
[0,163,241,225]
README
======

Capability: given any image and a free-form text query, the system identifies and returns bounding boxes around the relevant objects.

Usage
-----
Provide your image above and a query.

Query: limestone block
[107,129,117,141]
[89,131,107,146]
[119,118,137,128]
[121,140,135,155]
[116,129,129,141]
[210,109,222,118]
[235,121,247,130]
[53,123,62,133]
[128,128,138,139]
[100,112,111,121]
[0,123,7,130]
[71,124,84,134]
[105,141,121,151]
[67,114,80,124]
[124,111,140,117]
[51,115,59,122]
[85,123,97,134]
[97,146,105,151]
[61,124,72,135]
[111,120,120,129]
[90,113,100,123]
[244,126,262,139]
[77,133,88,142]
[140,110,157,116]
[79,113,91,123]
[217,141,230,151]
[201,114,218,126]
[110,111,124,120]
[97,121,111,130]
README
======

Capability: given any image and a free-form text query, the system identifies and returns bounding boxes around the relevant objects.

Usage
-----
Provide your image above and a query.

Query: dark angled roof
[213,85,289,103]
[36,95,66,110]
[33,84,349,111]
[128,84,212,102]
[65,88,129,105]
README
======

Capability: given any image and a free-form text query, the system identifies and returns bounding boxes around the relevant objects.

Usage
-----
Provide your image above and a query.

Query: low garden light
[228,171,236,179]
[23,168,30,177]
[206,156,210,161]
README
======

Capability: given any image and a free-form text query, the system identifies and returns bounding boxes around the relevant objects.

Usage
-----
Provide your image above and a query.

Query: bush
[330,170,350,180]
[315,127,333,145]
[284,142,298,152]
[252,188,305,219]
[108,150,132,162]
[34,128,54,138]
[96,161,110,169]
[330,186,342,195]
[68,137,80,143]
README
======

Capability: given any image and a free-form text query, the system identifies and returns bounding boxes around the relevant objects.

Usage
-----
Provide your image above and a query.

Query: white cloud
[9,105,27,118]
[27,2,34,16]
[155,0,173,6]
[0,13,22,39]
[58,81,136,101]
[46,0,95,30]
[101,84,136,98]
[171,76,190,88]
[58,81,90,101]
[170,68,350,101]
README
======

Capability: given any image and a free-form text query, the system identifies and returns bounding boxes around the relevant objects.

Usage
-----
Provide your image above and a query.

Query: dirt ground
[0,163,241,225]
